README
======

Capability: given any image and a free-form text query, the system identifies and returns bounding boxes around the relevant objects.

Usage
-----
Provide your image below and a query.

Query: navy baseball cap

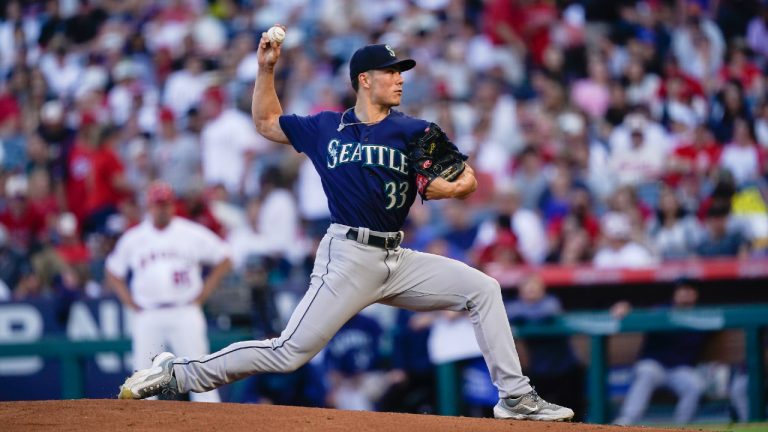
[349,44,416,83]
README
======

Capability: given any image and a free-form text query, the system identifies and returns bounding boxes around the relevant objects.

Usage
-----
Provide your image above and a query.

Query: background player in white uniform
[107,181,232,402]
[118,28,573,421]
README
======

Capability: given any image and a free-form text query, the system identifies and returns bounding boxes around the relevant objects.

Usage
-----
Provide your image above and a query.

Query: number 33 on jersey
[280,110,430,232]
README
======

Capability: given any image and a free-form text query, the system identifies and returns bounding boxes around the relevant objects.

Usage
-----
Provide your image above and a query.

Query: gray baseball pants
[172,223,532,399]
[614,359,705,425]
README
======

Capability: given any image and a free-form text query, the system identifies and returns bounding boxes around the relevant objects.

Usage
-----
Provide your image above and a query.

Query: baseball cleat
[493,389,574,421]
[118,352,178,400]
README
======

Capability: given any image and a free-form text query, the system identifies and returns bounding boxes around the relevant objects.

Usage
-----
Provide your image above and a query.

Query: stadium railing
[435,304,768,423]
[1,300,766,423]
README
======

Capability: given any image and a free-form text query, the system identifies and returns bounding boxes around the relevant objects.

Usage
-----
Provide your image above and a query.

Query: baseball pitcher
[118,27,573,421]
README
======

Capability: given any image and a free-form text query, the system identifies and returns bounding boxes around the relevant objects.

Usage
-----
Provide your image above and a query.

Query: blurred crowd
[1,0,768,303]
[1,0,768,422]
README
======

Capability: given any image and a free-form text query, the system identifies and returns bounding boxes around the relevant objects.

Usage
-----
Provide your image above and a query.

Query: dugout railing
[435,304,768,423]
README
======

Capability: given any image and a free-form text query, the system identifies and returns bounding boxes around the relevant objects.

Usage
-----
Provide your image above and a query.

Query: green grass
[680,423,768,432]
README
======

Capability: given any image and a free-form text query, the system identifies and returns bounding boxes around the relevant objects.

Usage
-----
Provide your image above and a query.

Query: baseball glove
[408,123,468,200]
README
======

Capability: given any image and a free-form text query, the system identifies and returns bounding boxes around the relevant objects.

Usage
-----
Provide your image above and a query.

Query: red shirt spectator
[482,0,557,65]
[665,125,722,186]
[66,114,100,220]
[85,142,125,214]
[659,62,706,101]
[66,139,94,220]
[26,169,62,238]
[545,186,600,264]
[672,144,722,174]
[66,123,127,221]
[547,213,600,244]
[483,0,524,46]
[476,229,524,271]
[175,195,225,238]
[0,207,45,252]
[0,177,45,253]
[56,242,90,265]
[0,90,20,124]
[718,49,762,95]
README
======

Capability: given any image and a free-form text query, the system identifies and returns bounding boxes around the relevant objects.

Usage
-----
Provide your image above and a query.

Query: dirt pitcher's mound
[0,400,686,431]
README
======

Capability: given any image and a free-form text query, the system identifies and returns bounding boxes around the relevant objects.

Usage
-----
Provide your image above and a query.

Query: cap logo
[385,45,396,58]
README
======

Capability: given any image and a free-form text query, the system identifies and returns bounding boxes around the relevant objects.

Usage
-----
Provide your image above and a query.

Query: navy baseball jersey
[279,110,428,232]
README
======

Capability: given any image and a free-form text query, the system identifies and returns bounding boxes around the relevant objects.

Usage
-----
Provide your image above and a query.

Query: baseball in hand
[267,26,285,44]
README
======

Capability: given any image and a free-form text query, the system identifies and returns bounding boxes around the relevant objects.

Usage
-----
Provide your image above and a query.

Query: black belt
[346,228,403,250]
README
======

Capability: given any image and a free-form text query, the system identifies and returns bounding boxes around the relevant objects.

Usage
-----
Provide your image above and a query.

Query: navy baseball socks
[494,389,575,421]
[118,352,178,400]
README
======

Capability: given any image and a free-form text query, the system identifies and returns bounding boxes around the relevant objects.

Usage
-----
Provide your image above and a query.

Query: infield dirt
[0,400,693,431]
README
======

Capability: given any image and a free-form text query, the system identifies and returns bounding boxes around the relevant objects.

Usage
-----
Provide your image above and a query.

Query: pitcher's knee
[274,344,314,373]
[474,275,501,300]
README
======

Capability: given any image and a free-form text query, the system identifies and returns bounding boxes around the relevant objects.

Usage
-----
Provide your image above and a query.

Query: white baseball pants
[132,304,220,402]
